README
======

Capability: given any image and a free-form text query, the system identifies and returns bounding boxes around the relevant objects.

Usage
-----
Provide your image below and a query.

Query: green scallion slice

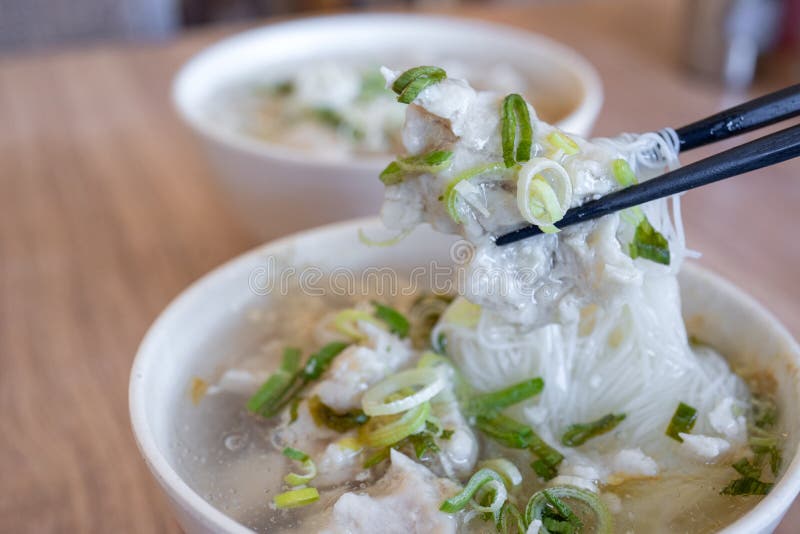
[282,447,308,462]
[612,158,637,187]
[407,430,441,458]
[529,432,564,481]
[281,447,317,486]
[308,395,370,432]
[371,301,410,338]
[630,217,670,265]
[525,486,612,534]
[475,413,535,449]
[379,161,404,185]
[391,66,447,104]
[467,378,544,415]
[379,150,454,185]
[561,413,626,447]
[302,341,349,381]
[362,447,390,468]
[666,402,698,442]
[720,477,773,496]
[732,458,763,479]
[440,468,505,513]
[497,501,526,534]
[547,131,580,156]
[442,162,505,223]
[246,347,302,417]
[501,94,533,168]
[273,487,320,509]
[358,401,431,448]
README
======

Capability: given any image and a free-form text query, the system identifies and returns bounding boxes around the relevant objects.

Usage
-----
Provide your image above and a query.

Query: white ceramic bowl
[172,14,603,241]
[130,217,800,534]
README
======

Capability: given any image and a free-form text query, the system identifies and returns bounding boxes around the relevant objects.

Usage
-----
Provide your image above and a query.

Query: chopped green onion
[630,217,670,265]
[302,341,349,381]
[750,436,782,476]
[612,158,637,187]
[471,478,508,517]
[332,309,383,341]
[561,413,626,447]
[361,367,446,416]
[407,430,441,458]
[248,342,350,419]
[752,395,778,429]
[543,490,583,532]
[613,160,663,255]
[721,477,773,496]
[398,150,454,172]
[516,158,572,229]
[732,458,763,479]
[478,458,522,488]
[440,468,506,513]
[442,163,506,223]
[529,433,565,481]
[358,401,431,448]
[273,487,320,509]
[371,301,410,338]
[441,428,454,440]
[358,227,412,247]
[666,402,698,442]
[308,395,369,432]
[750,435,778,452]
[289,396,302,424]
[497,502,527,534]
[547,131,580,156]
[467,378,544,415]
[282,447,308,462]
[246,347,302,417]
[408,294,451,347]
[475,413,534,449]
[531,459,558,481]
[501,94,533,167]
[282,447,317,486]
[525,486,612,534]
[363,447,390,468]
[391,66,447,104]
[770,447,782,476]
[379,161,404,185]
[379,150,454,185]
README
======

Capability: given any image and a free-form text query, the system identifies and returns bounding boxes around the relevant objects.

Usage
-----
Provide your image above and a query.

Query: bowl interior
[131,218,800,533]
[173,13,603,164]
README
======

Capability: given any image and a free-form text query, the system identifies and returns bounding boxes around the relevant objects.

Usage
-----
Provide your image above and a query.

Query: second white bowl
[173,14,603,240]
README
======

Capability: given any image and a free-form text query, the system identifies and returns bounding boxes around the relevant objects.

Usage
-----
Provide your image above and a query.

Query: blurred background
[0,0,798,90]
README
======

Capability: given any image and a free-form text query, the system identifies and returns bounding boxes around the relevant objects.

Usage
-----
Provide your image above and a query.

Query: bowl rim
[171,12,604,172]
[129,217,800,534]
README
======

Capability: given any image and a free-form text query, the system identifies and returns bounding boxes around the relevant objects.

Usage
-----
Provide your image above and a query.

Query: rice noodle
[380,67,751,483]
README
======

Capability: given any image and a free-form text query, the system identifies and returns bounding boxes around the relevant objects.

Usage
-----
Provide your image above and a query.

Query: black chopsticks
[676,83,800,151]
[495,84,800,246]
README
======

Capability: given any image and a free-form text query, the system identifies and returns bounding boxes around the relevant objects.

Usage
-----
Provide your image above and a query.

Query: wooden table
[1,1,797,531]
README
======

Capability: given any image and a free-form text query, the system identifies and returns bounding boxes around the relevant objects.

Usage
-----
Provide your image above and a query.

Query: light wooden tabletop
[1,1,797,532]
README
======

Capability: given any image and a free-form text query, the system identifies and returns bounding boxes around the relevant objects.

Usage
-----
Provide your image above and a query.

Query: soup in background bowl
[129,218,800,534]
[172,14,602,240]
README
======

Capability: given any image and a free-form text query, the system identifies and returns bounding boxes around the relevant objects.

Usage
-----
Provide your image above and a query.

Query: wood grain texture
[0,1,797,532]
